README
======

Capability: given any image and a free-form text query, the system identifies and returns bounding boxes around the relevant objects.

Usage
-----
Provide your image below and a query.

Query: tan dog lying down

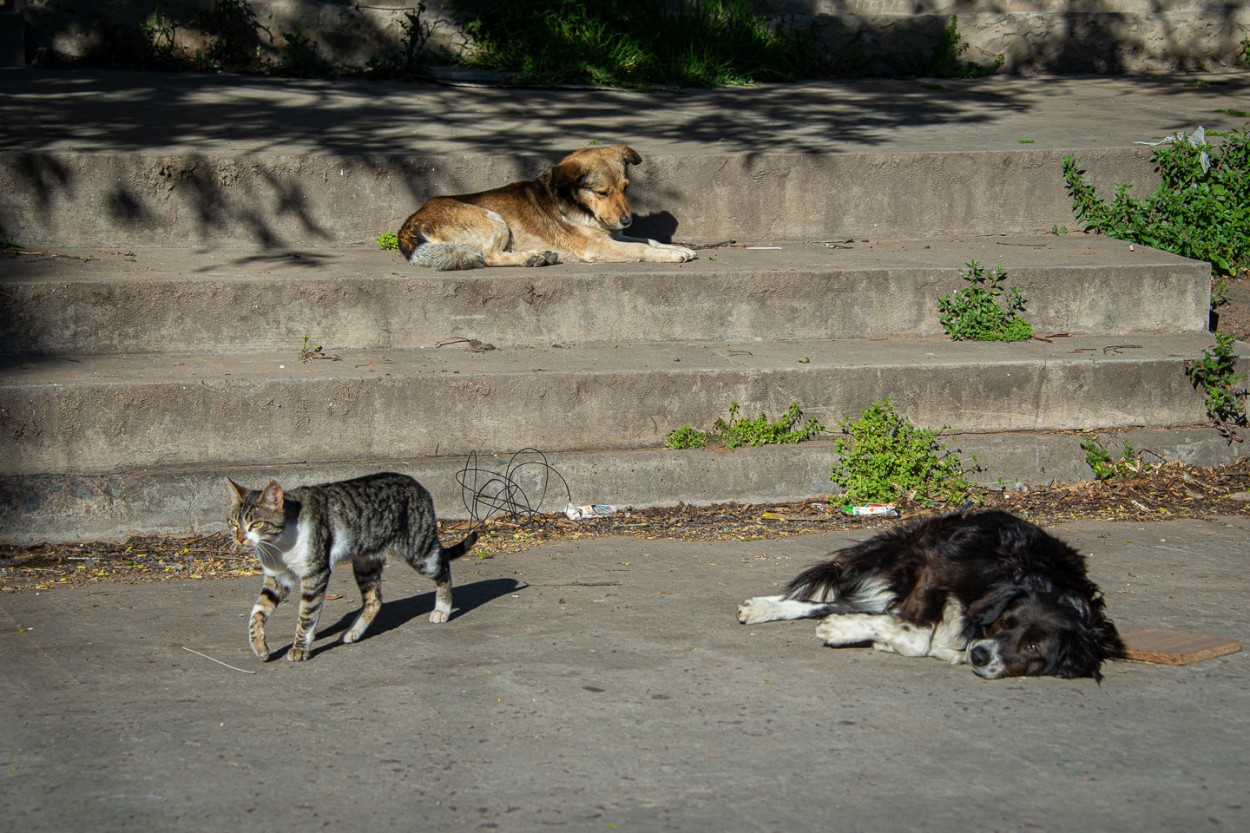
[397,144,697,270]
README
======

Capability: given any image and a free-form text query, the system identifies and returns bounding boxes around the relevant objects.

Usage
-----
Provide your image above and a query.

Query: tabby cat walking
[226,472,478,661]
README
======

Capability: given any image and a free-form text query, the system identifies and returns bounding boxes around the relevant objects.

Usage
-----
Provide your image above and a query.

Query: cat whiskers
[248,538,286,573]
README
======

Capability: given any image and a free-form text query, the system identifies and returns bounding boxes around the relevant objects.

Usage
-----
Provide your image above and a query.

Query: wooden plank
[1120,629,1242,665]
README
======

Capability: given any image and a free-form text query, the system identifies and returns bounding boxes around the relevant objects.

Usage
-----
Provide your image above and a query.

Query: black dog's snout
[970,644,991,667]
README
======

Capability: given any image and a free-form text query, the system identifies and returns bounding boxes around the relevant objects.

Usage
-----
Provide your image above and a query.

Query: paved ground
[2,516,1246,833]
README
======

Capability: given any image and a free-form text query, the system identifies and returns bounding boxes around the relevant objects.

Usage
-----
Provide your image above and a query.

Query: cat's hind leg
[249,573,290,660]
[415,547,454,624]
[429,565,453,624]
[287,570,331,661]
[342,555,384,644]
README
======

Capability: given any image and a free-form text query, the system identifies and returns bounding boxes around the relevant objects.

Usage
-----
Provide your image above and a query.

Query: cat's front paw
[250,629,270,660]
[429,609,449,624]
[286,645,312,661]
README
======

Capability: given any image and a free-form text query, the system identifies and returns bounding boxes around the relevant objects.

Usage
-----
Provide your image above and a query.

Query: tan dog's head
[547,144,642,231]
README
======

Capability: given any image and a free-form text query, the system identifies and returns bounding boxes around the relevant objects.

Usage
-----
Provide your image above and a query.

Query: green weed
[894,16,1003,79]
[1062,125,1250,277]
[829,398,979,505]
[1186,331,1248,431]
[663,425,711,450]
[937,261,1033,342]
[376,231,399,251]
[277,27,333,77]
[364,2,435,79]
[190,0,263,71]
[664,401,824,449]
[1080,435,1148,480]
[458,0,822,88]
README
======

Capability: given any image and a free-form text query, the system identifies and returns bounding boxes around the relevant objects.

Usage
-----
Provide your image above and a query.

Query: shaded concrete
[3,70,1248,247]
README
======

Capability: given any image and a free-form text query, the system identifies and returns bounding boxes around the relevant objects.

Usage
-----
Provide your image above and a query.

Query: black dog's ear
[965,584,1022,634]
[1057,590,1125,682]
[1060,592,1092,623]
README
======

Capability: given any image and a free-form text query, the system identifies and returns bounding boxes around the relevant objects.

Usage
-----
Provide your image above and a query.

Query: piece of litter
[1120,629,1241,665]
[182,646,257,674]
[841,503,899,518]
[565,503,618,520]
[746,246,782,250]
[1134,126,1209,173]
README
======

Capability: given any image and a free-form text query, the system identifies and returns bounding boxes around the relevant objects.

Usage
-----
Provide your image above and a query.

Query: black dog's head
[965,581,1125,681]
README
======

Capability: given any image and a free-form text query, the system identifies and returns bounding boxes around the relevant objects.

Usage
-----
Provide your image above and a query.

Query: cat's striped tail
[443,530,479,560]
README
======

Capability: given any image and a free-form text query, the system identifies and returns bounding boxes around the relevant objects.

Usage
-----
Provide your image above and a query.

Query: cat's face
[226,478,288,548]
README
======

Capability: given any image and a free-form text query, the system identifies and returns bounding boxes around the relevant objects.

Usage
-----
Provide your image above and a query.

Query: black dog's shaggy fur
[737,510,1124,680]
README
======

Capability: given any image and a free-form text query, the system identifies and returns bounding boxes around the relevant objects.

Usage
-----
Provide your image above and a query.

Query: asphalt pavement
[2,515,1247,833]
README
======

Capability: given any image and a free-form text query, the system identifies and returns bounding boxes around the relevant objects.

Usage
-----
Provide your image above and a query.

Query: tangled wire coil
[455,449,574,525]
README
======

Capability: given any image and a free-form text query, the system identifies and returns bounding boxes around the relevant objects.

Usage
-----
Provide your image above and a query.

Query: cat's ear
[226,477,248,504]
[258,481,285,511]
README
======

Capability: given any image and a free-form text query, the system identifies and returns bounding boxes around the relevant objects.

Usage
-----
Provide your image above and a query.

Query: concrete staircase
[2,70,1248,543]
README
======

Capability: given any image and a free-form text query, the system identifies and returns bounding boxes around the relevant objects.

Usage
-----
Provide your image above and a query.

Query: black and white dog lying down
[737,510,1124,680]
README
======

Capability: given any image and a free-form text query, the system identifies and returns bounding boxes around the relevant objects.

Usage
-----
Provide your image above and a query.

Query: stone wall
[11,0,1250,74]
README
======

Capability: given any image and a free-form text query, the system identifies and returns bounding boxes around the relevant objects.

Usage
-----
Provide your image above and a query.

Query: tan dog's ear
[550,156,585,191]
[616,144,642,166]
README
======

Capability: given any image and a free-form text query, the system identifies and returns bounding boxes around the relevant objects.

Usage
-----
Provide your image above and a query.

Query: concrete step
[3,426,1243,545]
[0,333,1218,480]
[0,237,1211,356]
[4,71,1248,248]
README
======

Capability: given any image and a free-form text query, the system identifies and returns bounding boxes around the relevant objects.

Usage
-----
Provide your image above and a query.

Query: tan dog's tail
[398,216,486,270]
[410,242,486,271]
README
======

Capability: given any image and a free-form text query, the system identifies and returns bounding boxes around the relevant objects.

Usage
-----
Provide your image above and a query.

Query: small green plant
[365,2,435,79]
[459,0,823,88]
[376,231,399,251]
[1080,436,1145,480]
[664,401,824,449]
[190,0,264,71]
[895,15,1003,79]
[1240,36,1250,68]
[663,425,711,449]
[829,398,979,505]
[277,26,332,77]
[1186,331,1248,430]
[937,261,1033,342]
[1063,125,1250,277]
[139,4,182,68]
[713,401,824,448]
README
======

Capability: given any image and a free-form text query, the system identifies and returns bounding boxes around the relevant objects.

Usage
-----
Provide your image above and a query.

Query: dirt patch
[4,458,1249,594]
[1214,275,1250,340]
